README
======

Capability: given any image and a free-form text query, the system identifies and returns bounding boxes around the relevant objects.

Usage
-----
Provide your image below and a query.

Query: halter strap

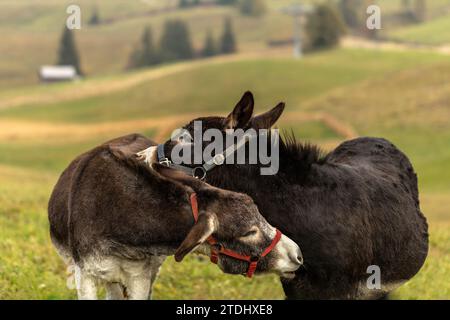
[189,193,282,278]
[157,132,255,180]
[190,193,199,221]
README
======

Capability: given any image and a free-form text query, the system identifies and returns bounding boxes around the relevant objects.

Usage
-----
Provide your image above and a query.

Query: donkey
[147,91,429,299]
[48,134,302,300]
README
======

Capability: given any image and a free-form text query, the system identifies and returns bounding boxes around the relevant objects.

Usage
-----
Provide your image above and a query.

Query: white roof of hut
[39,65,78,81]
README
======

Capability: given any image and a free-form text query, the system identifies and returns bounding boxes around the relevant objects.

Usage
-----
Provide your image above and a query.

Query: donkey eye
[178,132,192,143]
[243,229,257,237]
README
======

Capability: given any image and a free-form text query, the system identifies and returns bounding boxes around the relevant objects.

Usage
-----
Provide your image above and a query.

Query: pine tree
[239,0,266,17]
[306,4,346,50]
[160,20,194,62]
[140,27,159,66]
[217,0,237,5]
[202,31,216,57]
[89,7,100,25]
[338,0,364,29]
[399,0,416,22]
[179,0,190,8]
[57,27,82,75]
[128,26,159,69]
[220,18,237,54]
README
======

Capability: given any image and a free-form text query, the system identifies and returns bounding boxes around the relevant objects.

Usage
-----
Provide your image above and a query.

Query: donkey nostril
[292,257,301,266]
[288,252,302,266]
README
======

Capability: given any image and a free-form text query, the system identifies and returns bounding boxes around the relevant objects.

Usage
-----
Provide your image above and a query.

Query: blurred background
[0,0,449,299]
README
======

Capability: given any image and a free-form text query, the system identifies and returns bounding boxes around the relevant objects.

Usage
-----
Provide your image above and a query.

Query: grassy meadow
[0,46,449,299]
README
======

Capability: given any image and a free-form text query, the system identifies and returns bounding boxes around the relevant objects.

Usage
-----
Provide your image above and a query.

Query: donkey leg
[74,266,98,300]
[105,282,125,300]
[122,257,166,300]
[148,256,166,299]
[125,273,151,300]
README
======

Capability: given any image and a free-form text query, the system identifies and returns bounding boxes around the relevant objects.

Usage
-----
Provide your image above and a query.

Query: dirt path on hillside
[0,51,288,111]
[0,111,357,144]
[0,114,200,143]
[342,36,450,55]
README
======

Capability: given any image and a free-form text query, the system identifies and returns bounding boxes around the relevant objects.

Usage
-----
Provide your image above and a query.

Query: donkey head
[152,91,285,178]
[153,163,302,278]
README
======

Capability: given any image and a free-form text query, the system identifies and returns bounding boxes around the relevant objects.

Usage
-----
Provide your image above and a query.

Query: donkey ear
[175,213,216,262]
[250,102,285,130]
[224,91,254,129]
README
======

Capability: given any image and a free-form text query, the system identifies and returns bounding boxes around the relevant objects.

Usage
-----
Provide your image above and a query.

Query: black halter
[156,133,253,180]
[157,144,217,180]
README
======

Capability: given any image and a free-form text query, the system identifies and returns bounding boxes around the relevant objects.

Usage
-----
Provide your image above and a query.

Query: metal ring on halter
[159,158,172,167]
[193,167,207,180]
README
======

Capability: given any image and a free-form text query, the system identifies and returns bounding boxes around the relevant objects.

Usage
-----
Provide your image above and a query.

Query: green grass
[389,14,450,45]
[287,121,340,141]
[0,48,449,299]
[0,139,102,173]
[0,166,72,299]
[391,227,450,300]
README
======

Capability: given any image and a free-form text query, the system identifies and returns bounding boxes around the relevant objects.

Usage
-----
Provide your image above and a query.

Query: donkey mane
[280,131,325,166]
[277,131,326,182]
[205,131,327,193]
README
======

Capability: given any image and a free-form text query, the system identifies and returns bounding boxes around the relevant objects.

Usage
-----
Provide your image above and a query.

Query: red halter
[189,193,282,278]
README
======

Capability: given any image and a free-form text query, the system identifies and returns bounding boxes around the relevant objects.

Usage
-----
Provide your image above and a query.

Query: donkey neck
[205,139,324,237]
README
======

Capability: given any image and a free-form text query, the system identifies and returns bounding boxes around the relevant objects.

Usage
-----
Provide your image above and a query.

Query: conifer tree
[220,18,237,54]
[89,7,100,25]
[160,20,194,61]
[239,0,267,17]
[202,31,217,57]
[57,27,83,75]
[128,26,159,69]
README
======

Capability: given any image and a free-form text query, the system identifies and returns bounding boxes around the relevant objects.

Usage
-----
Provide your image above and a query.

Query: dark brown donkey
[153,92,429,299]
[48,134,301,300]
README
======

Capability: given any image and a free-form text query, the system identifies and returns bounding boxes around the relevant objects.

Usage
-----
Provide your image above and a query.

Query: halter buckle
[159,158,172,167]
[193,167,207,180]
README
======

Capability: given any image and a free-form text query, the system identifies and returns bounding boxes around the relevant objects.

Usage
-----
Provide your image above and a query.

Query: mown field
[0,47,449,299]
[1,0,450,89]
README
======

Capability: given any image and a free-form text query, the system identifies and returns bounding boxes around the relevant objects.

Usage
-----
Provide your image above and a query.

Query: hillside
[0,48,447,123]
[1,0,450,89]
[390,13,450,45]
